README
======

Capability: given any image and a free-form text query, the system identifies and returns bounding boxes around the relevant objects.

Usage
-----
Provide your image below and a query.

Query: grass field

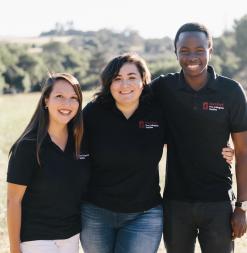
[0,93,246,253]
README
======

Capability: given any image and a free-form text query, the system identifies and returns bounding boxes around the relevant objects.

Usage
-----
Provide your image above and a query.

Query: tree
[212,33,240,77]
[17,53,47,91]
[0,44,18,69]
[3,65,30,93]
[234,15,247,65]
[149,58,180,79]
[42,41,89,84]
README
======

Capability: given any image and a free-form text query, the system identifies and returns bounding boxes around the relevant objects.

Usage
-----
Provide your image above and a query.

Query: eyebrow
[53,91,77,95]
[179,46,206,50]
[116,72,138,77]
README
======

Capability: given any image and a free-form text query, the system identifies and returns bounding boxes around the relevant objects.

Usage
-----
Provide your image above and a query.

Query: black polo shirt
[151,66,247,202]
[7,132,90,242]
[83,97,166,212]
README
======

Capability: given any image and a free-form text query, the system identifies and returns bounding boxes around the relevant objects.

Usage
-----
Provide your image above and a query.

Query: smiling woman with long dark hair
[7,73,90,253]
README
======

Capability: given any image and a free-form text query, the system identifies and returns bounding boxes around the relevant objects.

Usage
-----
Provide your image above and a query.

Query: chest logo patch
[202,102,224,111]
[139,120,159,129]
[79,153,90,160]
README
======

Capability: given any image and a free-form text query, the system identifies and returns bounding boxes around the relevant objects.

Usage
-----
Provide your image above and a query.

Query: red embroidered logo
[139,120,145,128]
[139,121,159,129]
[203,102,209,110]
[202,102,224,111]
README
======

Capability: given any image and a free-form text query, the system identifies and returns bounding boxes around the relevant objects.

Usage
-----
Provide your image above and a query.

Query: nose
[188,52,198,60]
[61,98,73,106]
[186,53,200,64]
[121,80,130,86]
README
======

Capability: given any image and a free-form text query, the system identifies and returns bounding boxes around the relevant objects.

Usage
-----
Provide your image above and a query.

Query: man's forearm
[235,154,247,201]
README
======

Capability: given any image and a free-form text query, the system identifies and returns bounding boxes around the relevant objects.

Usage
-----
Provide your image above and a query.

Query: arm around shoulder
[231,131,247,239]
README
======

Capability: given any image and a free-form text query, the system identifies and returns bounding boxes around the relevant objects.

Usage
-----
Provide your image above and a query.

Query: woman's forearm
[7,199,22,253]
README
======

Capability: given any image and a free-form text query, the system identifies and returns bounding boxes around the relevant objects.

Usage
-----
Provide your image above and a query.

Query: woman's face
[45,79,79,126]
[110,63,143,108]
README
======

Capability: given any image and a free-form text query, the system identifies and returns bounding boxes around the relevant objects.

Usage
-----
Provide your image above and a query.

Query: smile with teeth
[58,109,72,115]
[120,90,133,95]
[187,64,200,70]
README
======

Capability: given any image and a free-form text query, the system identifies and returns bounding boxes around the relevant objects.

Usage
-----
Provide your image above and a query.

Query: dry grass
[0,92,95,253]
[0,93,246,253]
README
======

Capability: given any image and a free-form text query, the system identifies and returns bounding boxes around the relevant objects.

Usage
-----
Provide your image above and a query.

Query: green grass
[0,93,246,253]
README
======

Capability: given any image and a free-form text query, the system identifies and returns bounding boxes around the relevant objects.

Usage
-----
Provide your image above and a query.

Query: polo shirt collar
[43,128,74,154]
[177,65,218,92]
[111,98,149,119]
[107,89,152,117]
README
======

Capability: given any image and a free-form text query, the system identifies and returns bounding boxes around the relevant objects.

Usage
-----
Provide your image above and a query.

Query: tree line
[1,15,247,94]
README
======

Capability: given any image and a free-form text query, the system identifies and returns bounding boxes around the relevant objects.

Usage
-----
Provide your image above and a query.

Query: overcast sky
[1,0,246,38]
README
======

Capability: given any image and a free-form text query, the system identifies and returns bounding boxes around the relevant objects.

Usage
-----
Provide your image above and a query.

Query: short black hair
[174,22,213,52]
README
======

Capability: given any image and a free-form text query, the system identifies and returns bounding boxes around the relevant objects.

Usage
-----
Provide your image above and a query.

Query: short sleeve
[162,113,169,144]
[7,140,37,186]
[81,103,92,153]
[81,128,89,153]
[150,75,164,97]
[151,76,169,144]
[229,83,247,133]
[82,102,92,123]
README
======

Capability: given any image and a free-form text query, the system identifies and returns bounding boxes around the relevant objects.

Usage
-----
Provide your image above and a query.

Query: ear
[44,98,48,108]
[209,47,213,60]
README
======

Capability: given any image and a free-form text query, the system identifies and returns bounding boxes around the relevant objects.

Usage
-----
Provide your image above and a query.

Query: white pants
[20,233,79,253]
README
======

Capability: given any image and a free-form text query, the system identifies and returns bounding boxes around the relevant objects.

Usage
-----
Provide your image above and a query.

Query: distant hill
[1,14,247,94]
[0,35,73,45]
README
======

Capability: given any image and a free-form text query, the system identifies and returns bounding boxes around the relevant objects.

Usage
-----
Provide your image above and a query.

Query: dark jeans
[163,200,234,253]
[80,202,163,253]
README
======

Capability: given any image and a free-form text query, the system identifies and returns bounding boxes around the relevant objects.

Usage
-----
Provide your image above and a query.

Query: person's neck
[116,101,139,119]
[184,71,209,91]
[48,122,68,151]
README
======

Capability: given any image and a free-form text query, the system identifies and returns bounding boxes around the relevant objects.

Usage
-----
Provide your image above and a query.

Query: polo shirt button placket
[193,93,198,110]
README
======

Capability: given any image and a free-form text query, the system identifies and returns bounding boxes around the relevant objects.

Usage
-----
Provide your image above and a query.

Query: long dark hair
[9,73,83,164]
[95,53,152,104]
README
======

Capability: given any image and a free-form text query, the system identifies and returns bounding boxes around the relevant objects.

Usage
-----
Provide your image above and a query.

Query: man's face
[175,31,212,79]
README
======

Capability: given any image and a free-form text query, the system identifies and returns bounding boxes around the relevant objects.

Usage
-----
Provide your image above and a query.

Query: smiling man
[151,23,247,253]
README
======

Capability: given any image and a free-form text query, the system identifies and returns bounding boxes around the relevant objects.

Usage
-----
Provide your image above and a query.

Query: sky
[0,0,247,39]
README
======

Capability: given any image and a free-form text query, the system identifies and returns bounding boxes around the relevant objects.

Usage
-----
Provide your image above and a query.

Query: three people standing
[7,22,246,253]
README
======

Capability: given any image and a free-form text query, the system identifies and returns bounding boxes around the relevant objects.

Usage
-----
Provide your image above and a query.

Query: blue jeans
[163,200,234,253]
[80,202,163,253]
